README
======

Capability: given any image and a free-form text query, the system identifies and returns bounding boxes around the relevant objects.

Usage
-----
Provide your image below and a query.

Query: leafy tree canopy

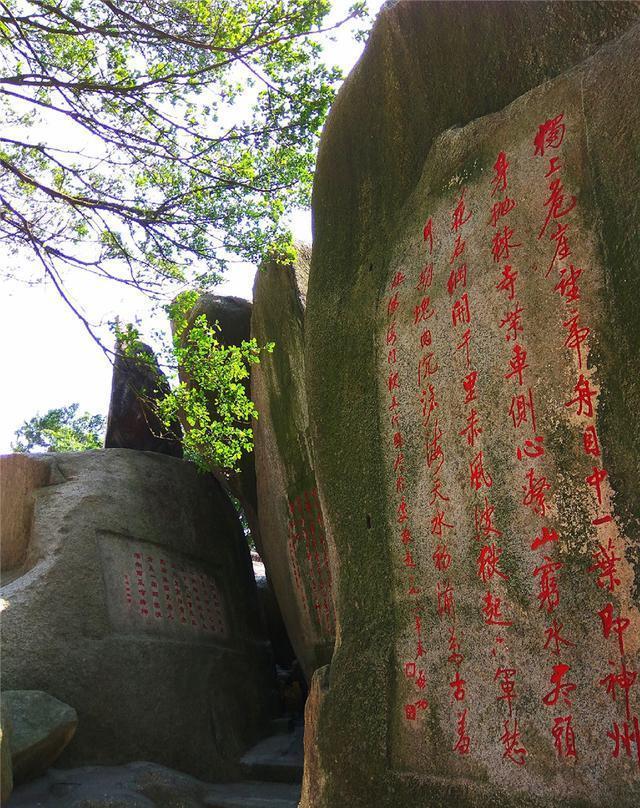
[0,0,365,346]
[12,402,106,452]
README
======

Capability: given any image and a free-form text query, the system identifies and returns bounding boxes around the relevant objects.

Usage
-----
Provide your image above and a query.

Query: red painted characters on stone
[533,112,566,157]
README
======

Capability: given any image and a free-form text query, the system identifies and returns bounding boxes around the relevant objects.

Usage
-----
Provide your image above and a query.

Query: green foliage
[111,294,274,473]
[159,292,274,472]
[0,0,368,323]
[12,403,106,453]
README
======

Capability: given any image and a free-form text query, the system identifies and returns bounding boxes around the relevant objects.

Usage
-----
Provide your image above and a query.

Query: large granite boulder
[174,295,262,554]
[251,250,336,681]
[2,691,77,783]
[105,341,182,456]
[304,3,640,807]
[0,450,273,781]
[0,454,50,582]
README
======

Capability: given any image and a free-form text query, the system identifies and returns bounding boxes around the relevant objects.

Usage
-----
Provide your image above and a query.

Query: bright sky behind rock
[0,1,386,452]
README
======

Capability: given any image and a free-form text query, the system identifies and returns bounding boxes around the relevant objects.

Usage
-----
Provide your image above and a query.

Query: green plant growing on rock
[114,292,274,472]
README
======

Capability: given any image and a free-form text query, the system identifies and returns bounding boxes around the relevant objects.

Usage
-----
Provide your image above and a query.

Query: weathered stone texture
[0,454,50,581]
[0,709,12,805]
[3,691,77,783]
[105,341,182,456]
[0,450,273,781]
[251,250,336,681]
[304,2,640,807]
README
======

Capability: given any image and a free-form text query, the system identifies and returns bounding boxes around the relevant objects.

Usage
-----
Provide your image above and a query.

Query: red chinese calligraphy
[496,264,518,300]
[588,537,621,592]
[452,292,471,327]
[546,222,572,277]
[417,263,434,290]
[586,465,607,506]
[477,543,509,583]
[474,497,502,540]
[433,544,452,572]
[460,408,482,447]
[552,715,577,759]
[451,189,472,232]
[531,526,558,551]
[453,709,470,755]
[470,451,493,491]
[489,197,517,227]
[534,556,563,613]
[482,591,512,627]
[543,663,576,708]
[522,468,551,517]
[538,177,576,240]
[565,373,596,418]
[563,311,589,369]
[500,720,527,765]
[423,218,434,253]
[533,113,566,157]
[414,296,435,324]
[491,151,509,197]
[583,425,601,457]
[437,581,455,619]
[504,344,528,385]
[544,618,575,657]
[607,716,640,765]
[554,264,582,304]
[450,670,466,702]
[495,667,517,717]
[499,303,524,342]
[492,225,521,263]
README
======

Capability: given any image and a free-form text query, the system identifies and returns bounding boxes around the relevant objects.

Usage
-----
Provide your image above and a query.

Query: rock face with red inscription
[251,249,336,681]
[303,2,640,806]
[0,449,273,781]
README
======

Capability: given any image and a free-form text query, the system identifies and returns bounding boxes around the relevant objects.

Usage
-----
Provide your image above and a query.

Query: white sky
[0,1,385,452]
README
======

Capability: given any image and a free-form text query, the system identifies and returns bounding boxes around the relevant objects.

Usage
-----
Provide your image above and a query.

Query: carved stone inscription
[286,488,335,641]
[99,534,228,641]
[381,106,639,795]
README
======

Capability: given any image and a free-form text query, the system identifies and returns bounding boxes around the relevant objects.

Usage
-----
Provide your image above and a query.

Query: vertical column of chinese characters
[482,162,532,767]
[492,145,579,763]
[287,496,312,629]
[305,489,334,636]
[134,550,149,617]
[387,256,429,725]
[310,488,336,637]
[427,197,476,757]
[533,113,638,768]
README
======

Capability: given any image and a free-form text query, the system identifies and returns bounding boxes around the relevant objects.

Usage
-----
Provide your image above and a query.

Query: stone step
[239,726,304,784]
[203,780,301,808]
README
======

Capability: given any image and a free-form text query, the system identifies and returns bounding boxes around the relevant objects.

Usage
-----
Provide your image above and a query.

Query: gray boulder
[2,691,77,784]
[0,450,274,782]
[251,249,335,681]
